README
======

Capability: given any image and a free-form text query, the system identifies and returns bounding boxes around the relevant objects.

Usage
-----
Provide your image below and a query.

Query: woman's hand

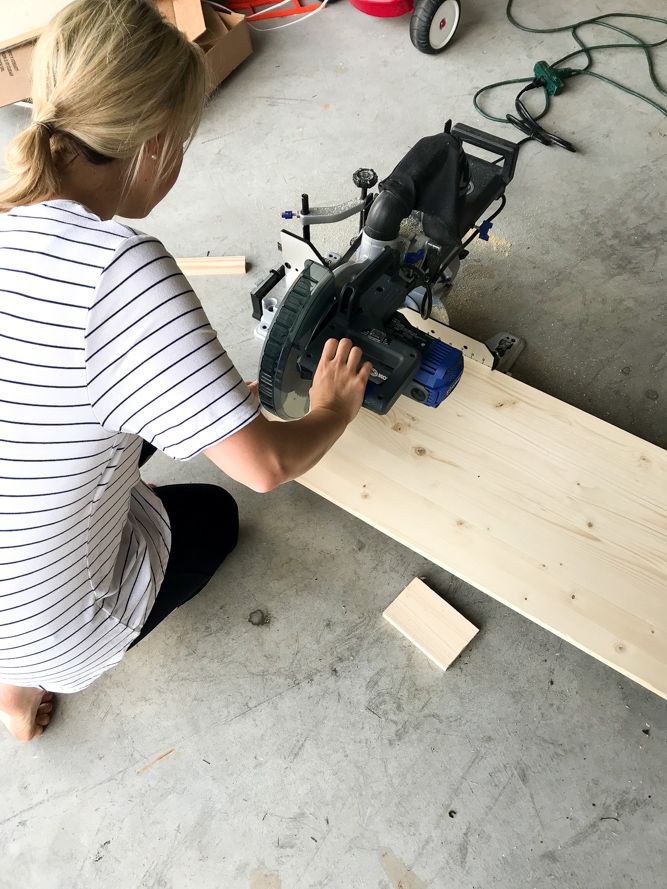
[206,340,372,492]
[309,338,373,425]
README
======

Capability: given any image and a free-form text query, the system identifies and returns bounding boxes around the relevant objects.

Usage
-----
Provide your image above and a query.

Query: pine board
[299,317,667,698]
[383,578,479,671]
[176,256,246,276]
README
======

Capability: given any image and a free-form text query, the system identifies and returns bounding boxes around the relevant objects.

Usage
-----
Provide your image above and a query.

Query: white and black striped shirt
[0,200,259,692]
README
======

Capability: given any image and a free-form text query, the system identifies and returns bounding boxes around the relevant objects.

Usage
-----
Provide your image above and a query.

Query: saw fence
[300,316,667,699]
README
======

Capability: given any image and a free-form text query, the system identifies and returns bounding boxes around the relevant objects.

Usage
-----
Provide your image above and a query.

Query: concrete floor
[1,2,665,887]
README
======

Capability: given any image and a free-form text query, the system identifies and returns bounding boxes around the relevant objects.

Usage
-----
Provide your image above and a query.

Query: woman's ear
[146,132,173,163]
[145,135,160,162]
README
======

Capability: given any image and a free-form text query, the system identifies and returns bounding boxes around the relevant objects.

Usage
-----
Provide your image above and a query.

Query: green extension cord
[473,1,667,150]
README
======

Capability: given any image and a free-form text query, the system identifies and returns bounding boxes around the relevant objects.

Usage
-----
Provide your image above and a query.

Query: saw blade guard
[258,261,337,420]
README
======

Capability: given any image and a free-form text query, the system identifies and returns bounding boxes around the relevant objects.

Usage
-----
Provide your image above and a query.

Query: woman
[0,0,370,741]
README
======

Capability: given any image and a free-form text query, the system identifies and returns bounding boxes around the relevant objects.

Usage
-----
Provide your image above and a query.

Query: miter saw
[250,121,525,420]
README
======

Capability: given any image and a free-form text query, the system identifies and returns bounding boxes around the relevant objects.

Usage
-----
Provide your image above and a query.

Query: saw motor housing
[252,122,520,420]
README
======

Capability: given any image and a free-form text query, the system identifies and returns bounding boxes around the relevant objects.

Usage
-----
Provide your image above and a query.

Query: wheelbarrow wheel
[410,0,461,54]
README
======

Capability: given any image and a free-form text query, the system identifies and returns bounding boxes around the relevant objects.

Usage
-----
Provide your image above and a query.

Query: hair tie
[37,121,55,138]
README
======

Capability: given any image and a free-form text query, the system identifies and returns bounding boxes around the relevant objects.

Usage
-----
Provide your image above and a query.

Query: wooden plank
[383,578,478,671]
[0,2,70,52]
[175,256,246,276]
[299,315,667,698]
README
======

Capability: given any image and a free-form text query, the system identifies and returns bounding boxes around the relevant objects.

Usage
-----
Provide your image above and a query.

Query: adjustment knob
[353,168,378,190]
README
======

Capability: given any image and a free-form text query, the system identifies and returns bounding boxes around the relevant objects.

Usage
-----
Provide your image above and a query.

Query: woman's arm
[204,338,372,492]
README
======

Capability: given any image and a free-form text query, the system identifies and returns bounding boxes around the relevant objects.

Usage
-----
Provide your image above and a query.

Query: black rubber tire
[409,0,461,55]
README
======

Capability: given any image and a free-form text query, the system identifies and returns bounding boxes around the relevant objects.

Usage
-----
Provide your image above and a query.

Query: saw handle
[450,122,519,185]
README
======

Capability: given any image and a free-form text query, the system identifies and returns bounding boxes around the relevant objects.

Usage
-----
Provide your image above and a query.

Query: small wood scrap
[176,256,246,276]
[383,578,478,671]
[135,747,176,776]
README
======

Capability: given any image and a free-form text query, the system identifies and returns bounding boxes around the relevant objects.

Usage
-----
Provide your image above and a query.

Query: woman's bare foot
[0,684,55,741]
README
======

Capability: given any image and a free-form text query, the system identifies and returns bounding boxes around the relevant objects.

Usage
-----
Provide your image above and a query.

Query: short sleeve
[85,235,259,460]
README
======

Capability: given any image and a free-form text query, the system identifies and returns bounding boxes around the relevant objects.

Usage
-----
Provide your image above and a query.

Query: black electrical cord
[507,84,576,151]
[474,2,667,151]
[401,263,433,319]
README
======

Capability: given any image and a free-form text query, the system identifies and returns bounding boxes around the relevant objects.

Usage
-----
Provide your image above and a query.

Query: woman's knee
[156,482,240,566]
[202,485,239,554]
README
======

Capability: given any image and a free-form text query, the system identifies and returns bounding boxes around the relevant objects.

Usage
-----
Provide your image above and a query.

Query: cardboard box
[199,9,252,93]
[155,0,207,42]
[0,0,207,51]
[0,2,252,109]
[0,44,33,108]
[0,1,71,53]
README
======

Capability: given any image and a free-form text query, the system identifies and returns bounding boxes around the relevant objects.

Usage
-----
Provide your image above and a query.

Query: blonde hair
[0,0,206,210]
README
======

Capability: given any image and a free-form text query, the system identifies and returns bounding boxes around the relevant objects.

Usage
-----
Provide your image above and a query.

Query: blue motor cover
[413,339,464,407]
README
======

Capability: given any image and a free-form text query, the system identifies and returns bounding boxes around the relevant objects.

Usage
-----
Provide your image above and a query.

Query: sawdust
[399,214,423,239]
[431,303,450,322]
[487,231,513,256]
[380,848,426,889]
[464,264,496,279]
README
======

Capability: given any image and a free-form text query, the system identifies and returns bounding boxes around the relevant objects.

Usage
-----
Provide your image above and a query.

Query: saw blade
[258,262,337,420]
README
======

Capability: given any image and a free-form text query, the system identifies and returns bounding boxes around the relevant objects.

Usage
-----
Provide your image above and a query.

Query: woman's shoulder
[2,198,168,266]
[3,199,149,243]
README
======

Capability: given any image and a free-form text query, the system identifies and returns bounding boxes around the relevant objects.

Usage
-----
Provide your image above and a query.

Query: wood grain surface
[300,316,667,698]
[384,578,479,671]
[176,256,246,276]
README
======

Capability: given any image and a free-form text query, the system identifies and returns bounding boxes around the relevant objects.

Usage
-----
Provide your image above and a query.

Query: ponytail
[0,121,61,210]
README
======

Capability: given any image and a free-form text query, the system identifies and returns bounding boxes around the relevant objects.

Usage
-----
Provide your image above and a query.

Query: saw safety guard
[258,261,337,420]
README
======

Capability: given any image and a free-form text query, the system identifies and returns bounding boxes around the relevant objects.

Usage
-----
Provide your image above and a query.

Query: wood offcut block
[176,256,246,276]
[383,579,478,671]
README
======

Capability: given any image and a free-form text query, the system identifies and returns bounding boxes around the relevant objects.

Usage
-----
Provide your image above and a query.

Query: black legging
[130,445,239,646]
